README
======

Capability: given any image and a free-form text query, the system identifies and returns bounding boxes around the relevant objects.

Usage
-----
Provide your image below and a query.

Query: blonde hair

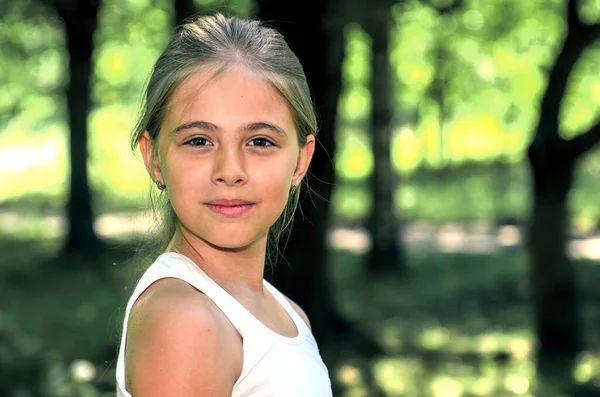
[131,13,318,269]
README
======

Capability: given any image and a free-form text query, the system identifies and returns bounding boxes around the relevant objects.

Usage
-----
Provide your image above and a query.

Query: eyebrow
[173,120,287,136]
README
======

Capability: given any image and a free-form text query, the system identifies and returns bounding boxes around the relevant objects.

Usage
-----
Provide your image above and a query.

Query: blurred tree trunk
[174,0,197,26]
[256,0,363,347]
[527,0,600,390]
[47,0,102,255]
[363,2,405,274]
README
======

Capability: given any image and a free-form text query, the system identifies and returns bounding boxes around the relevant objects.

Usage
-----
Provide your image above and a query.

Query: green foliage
[561,41,600,137]
[1,0,600,227]
[194,0,254,15]
[0,2,67,128]
[338,23,372,122]
[93,0,173,106]
[329,0,600,225]
[580,0,600,24]
[4,2,600,396]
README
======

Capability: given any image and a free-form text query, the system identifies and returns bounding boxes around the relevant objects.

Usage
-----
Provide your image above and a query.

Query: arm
[125,285,238,396]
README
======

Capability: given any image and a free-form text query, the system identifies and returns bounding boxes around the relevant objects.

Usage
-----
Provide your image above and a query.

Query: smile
[205,204,255,217]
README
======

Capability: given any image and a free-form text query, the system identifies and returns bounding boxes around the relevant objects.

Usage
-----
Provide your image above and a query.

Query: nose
[212,147,248,186]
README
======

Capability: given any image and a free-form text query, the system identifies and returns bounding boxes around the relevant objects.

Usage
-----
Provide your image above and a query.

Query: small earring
[289,185,297,195]
[155,180,166,190]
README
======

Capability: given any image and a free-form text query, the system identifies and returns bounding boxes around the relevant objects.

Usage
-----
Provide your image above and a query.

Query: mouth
[204,203,255,217]
[205,199,254,206]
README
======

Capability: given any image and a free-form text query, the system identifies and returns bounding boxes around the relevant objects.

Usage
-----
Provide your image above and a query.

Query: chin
[208,237,258,251]
[201,229,266,251]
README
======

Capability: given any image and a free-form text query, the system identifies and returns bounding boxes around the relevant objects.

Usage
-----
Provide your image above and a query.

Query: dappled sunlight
[89,105,148,197]
[42,356,112,396]
[333,329,549,396]
[5,211,600,260]
[364,328,600,396]
[446,113,505,160]
[0,124,68,202]
[504,374,530,395]
[397,62,435,87]
[504,127,529,158]
[560,43,600,138]
[475,57,496,81]
[338,86,371,123]
[0,144,58,172]
[574,351,600,384]
[592,83,600,105]
[497,225,521,247]
[70,360,96,383]
[3,0,600,395]
[509,337,532,360]
[418,116,442,166]
[335,133,373,180]
[95,212,152,237]
[331,186,372,221]
[378,321,534,363]
[435,226,497,254]
[431,376,463,397]
[0,211,151,239]
[330,223,600,259]
[569,237,600,260]
[419,326,451,350]
[96,44,134,85]
[476,332,510,355]
[336,364,364,389]
[395,185,418,213]
[342,23,370,85]
[339,24,370,124]
[329,247,600,396]
[471,377,494,396]
[328,228,371,255]
[392,126,422,173]
[462,9,484,32]
[373,357,425,395]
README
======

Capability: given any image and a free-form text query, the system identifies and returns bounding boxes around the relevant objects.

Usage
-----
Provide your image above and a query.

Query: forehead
[163,66,295,132]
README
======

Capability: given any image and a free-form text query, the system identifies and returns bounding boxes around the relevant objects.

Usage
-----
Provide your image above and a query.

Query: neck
[166,226,268,296]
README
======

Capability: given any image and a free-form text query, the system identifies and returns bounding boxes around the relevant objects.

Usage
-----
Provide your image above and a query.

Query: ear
[139,131,164,184]
[292,134,316,186]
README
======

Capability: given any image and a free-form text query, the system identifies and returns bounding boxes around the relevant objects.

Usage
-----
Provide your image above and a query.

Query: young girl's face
[141,66,315,250]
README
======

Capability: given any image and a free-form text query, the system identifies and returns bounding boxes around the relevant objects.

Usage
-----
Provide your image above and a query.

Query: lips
[205,199,254,206]
[204,199,255,217]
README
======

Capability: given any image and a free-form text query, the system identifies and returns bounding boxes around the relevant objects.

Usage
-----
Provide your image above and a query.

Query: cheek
[256,162,295,216]
[254,157,295,188]
[162,156,204,210]
[162,149,201,183]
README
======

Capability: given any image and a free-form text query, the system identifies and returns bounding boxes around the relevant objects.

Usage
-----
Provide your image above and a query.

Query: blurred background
[1,0,600,396]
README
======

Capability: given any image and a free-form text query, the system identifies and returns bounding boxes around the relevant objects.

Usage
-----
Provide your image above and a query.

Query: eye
[248,137,275,148]
[185,137,212,147]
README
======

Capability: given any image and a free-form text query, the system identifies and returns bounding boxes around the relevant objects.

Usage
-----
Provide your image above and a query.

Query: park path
[1,210,599,260]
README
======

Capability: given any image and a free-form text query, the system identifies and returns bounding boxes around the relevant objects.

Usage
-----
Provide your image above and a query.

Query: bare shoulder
[125,278,241,397]
[280,293,312,331]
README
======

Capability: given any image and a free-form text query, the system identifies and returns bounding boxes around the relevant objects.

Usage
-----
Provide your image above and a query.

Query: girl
[115,13,333,396]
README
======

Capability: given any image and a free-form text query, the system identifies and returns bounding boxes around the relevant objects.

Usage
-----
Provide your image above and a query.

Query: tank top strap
[153,253,266,336]
[263,279,312,335]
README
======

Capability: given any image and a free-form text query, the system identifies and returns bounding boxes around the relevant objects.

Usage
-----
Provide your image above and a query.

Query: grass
[0,236,138,396]
[325,249,600,396]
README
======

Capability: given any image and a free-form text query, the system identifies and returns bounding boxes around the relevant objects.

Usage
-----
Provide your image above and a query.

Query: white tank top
[115,252,332,396]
